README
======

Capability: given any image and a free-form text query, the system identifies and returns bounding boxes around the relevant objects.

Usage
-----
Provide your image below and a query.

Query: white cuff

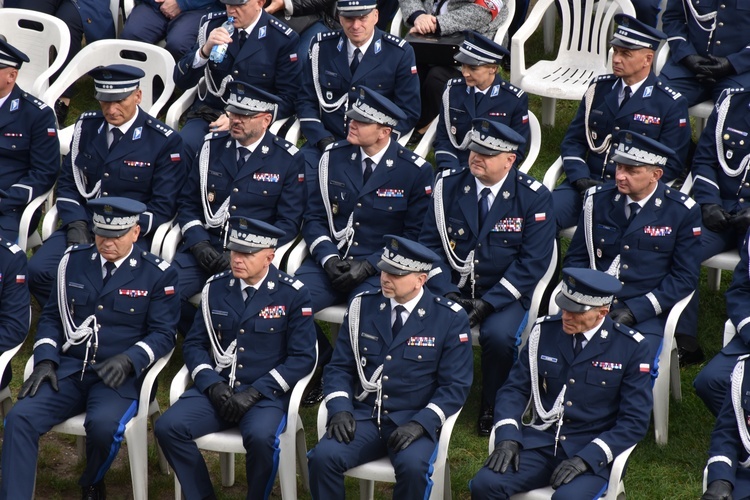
[645,292,662,316]
[500,277,522,300]
[592,438,613,464]
[426,402,446,425]
[135,341,155,366]
[33,338,57,350]
[324,391,349,404]
[492,418,518,431]
[191,363,213,380]
[270,368,290,392]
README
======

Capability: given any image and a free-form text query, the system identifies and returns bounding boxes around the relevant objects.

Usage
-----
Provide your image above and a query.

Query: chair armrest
[166,84,199,130]
[42,203,60,241]
[519,111,541,174]
[390,9,404,36]
[136,348,174,420]
[414,118,438,159]
[269,116,289,136]
[316,400,329,441]
[542,156,564,192]
[285,240,309,276]
[149,219,174,256]
[160,224,183,263]
[169,365,191,405]
[18,187,53,251]
[510,0,557,86]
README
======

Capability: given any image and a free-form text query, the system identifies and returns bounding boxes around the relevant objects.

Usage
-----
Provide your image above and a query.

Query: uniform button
[383,375,389,381]
[356,203,362,207]
[270,328,274,332]
[744,183,749,187]
[355,222,360,227]
[622,264,629,270]
[134,176,139,181]
[601,381,606,385]
[363,347,368,351]
[383,410,389,414]
[606,174,612,178]
[566,401,572,407]
[474,259,480,264]
[719,22,724,26]
[351,86,356,91]
[383,394,389,399]
[503,239,508,244]
[103,192,108,196]
[613,298,619,304]
[599,461,605,467]
[97,305,104,311]
[477,243,482,248]
[385,355,392,361]
[91,360,96,364]
[654,246,659,250]
[599,238,605,243]
[239,329,245,334]
[233,188,239,193]
[231,205,237,210]
[716,40,721,45]
[623,245,630,250]
[560,435,567,441]
[263,190,268,195]
[238,364,243,369]
[239,347,245,352]
[741,198,745,203]
[233,70,239,75]
[569,378,575,384]
[417,354,422,359]
[104,173,110,178]
[235,381,241,387]
[129,308,135,313]
[353,242,359,246]
[614,126,620,131]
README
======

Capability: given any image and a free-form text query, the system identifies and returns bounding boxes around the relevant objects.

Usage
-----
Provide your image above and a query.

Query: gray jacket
[398,0,507,38]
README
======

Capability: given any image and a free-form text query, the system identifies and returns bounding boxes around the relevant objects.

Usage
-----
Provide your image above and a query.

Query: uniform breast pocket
[210,311,234,333]
[245,63,274,84]
[364,75,394,95]
[593,224,620,247]
[538,359,563,381]
[67,285,90,308]
[372,196,407,213]
[119,162,154,183]
[253,318,287,354]
[247,179,283,203]
[403,346,438,363]
[321,71,344,92]
[112,296,149,316]
[637,234,676,253]
[585,368,623,389]
[446,217,470,241]
[207,172,229,192]
[358,334,383,357]
[588,109,612,138]
[76,152,100,177]
[0,134,30,156]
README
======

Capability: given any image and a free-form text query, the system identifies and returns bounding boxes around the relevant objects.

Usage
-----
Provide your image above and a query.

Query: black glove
[731,207,750,232]
[702,204,731,233]
[18,360,58,399]
[550,456,589,489]
[609,307,636,327]
[220,386,263,423]
[387,421,425,451]
[702,55,735,80]
[93,354,133,388]
[485,440,520,473]
[572,178,603,195]
[207,381,234,411]
[445,292,463,304]
[702,480,733,500]
[317,136,336,151]
[331,260,376,293]
[467,299,494,328]
[323,257,350,283]
[681,54,712,75]
[327,411,356,443]
[66,220,93,246]
[190,240,227,274]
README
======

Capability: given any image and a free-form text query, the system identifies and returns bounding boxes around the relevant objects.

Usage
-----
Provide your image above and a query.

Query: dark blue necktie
[573,333,585,357]
[363,157,374,184]
[627,202,640,224]
[109,128,123,152]
[244,287,255,305]
[350,48,361,74]
[237,147,249,170]
[102,261,116,286]
[392,305,406,335]
[478,187,491,227]
[620,85,632,109]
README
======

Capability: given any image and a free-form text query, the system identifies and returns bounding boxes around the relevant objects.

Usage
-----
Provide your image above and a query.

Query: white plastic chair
[316,403,462,500]
[0,336,28,419]
[0,8,70,98]
[24,348,174,500]
[548,285,693,445]
[488,427,637,500]
[168,344,317,499]
[519,110,542,174]
[17,187,54,252]
[723,319,736,347]
[511,0,636,126]
[41,39,176,156]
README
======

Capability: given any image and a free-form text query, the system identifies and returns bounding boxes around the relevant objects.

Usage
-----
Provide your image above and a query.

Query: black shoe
[302,380,324,406]
[54,99,69,127]
[678,346,705,367]
[477,405,494,437]
[81,481,106,500]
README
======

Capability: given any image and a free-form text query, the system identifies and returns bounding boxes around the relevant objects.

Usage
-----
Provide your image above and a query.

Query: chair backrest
[518,110,542,174]
[0,8,71,97]
[557,0,634,61]
[493,0,516,47]
[723,319,736,347]
[41,39,176,118]
[520,239,558,348]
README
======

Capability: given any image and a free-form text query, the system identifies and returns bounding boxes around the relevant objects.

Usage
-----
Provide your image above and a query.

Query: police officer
[556,14,690,230]
[0,38,59,242]
[694,228,750,416]
[470,268,653,499]
[701,357,750,500]
[420,119,555,436]
[0,197,179,500]
[0,236,31,388]
[660,0,750,107]
[692,88,750,261]
[174,0,300,159]
[120,0,224,60]
[28,64,185,307]
[173,81,305,334]
[433,31,530,171]
[296,0,421,174]
[155,217,316,500]
[564,131,703,368]
[297,87,434,403]
[308,235,473,500]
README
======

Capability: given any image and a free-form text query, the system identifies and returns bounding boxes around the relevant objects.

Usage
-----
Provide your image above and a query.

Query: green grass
[5,23,729,499]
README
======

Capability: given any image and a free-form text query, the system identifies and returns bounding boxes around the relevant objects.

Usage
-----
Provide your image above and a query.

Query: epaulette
[664,187,696,209]
[591,74,617,85]
[67,243,95,255]
[397,148,429,168]
[438,167,462,180]
[716,87,748,105]
[435,295,463,312]
[613,322,644,343]
[268,18,294,37]
[79,110,103,120]
[315,31,340,43]
[656,81,683,101]
[354,288,377,298]
[207,130,230,141]
[21,92,48,110]
[537,313,561,324]
[273,135,300,155]
[140,251,171,271]
[592,183,619,196]
[382,33,407,48]
[206,269,232,284]
[145,119,176,137]
[326,140,348,151]
[500,80,525,98]
[279,273,305,290]
[0,238,22,255]
[517,171,543,192]
[201,10,227,25]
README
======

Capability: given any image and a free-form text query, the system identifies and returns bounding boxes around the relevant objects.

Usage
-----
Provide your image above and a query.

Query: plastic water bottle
[209,16,235,63]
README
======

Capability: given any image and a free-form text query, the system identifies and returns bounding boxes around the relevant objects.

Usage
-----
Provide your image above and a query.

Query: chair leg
[652,368,670,446]
[278,427,298,500]
[126,424,150,500]
[0,386,13,419]
[543,6,556,54]
[541,97,557,127]
[296,426,310,491]
[76,436,85,461]
[359,479,375,500]
[708,268,721,291]
[670,346,682,402]
[174,468,183,500]
[150,411,170,474]
[219,452,236,487]
[443,462,452,500]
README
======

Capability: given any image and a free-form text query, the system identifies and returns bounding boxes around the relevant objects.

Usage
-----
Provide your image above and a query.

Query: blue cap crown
[611,14,666,51]
[89,64,145,102]
[346,86,407,127]
[226,217,285,253]
[89,197,146,237]
[0,38,29,69]
[556,268,622,312]
[454,30,509,66]
[377,235,439,276]
[468,119,526,156]
[610,130,674,167]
